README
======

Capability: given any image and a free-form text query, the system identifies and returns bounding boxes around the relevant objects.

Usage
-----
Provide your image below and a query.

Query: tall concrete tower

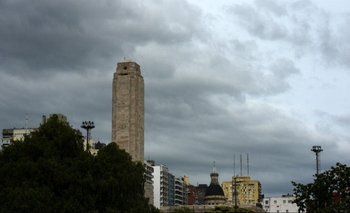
[112,60,144,162]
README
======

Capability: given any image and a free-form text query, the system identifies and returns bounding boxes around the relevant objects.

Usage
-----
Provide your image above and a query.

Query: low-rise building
[187,184,196,205]
[2,128,37,147]
[83,139,106,155]
[1,114,68,148]
[263,194,299,213]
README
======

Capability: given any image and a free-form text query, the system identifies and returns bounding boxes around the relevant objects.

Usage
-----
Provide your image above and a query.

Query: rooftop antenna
[247,153,250,176]
[25,114,29,135]
[25,114,28,128]
[311,145,323,175]
[212,161,217,173]
[240,154,243,176]
[233,154,236,177]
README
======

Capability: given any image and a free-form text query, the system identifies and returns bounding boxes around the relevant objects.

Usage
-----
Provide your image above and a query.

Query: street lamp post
[81,121,95,153]
[311,145,323,175]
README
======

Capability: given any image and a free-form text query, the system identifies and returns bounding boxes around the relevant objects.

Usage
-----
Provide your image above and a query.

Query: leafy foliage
[292,163,350,213]
[0,115,158,212]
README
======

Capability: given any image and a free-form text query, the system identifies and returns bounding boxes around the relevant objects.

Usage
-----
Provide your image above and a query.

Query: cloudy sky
[1,0,350,196]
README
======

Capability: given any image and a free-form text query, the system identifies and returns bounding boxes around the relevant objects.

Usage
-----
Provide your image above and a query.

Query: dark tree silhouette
[0,115,158,213]
[292,163,350,213]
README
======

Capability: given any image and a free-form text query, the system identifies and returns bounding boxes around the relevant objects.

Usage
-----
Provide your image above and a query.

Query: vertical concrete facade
[112,61,144,162]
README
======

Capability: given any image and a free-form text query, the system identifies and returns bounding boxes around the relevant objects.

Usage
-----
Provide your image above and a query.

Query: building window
[283,200,286,204]
[274,200,277,204]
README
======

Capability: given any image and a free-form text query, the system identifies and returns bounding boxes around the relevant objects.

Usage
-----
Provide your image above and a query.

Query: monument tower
[112,60,144,162]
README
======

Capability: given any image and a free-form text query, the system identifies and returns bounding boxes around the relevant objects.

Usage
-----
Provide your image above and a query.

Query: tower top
[210,161,219,185]
[115,60,141,75]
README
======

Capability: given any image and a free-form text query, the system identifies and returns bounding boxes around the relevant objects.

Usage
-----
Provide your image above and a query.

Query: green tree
[0,115,158,213]
[292,163,350,213]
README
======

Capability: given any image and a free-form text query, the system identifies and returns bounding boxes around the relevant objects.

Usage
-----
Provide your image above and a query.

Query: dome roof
[205,183,225,196]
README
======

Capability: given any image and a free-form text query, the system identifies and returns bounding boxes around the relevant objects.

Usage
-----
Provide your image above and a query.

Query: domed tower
[204,162,226,205]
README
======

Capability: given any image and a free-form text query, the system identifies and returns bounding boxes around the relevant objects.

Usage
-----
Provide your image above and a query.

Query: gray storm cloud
[1,0,349,196]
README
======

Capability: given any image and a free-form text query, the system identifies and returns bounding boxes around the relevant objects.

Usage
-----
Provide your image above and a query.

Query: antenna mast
[240,154,242,176]
[247,153,249,176]
[25,114,29,136]
[233,154,236,177]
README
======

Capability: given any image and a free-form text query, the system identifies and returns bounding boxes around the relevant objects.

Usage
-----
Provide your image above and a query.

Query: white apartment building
[152,163,188,208]
[263,194,299,213]
[153,164,170,208]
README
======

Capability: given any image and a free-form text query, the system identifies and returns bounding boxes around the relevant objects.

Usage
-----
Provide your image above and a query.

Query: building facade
[168,173,175,206]
[144,160,154,205]
[222,181,233,205]
[1,114,66,148]
[230,176,261,207]
[187,184,196,205]
[41,114,67,124]
[262,195,299,213]
[83,139,106,155]
[153,164,170,208]
[112,60,144,162]
[194,184,208,205]
[174,177,187,206]
[2,128,37,147]
[152,163,189,208]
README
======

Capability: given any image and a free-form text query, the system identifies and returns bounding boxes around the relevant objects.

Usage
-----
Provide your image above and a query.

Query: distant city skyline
[1,0,350,196]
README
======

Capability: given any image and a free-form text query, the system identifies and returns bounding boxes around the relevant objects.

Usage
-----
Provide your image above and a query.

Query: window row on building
[148,161,188,208]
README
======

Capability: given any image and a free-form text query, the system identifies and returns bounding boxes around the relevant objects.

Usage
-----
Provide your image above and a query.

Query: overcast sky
[1,0,350,197]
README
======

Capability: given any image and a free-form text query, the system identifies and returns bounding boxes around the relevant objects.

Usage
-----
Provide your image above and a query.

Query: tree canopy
[292,163,350,213]
[0,115,158,213]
